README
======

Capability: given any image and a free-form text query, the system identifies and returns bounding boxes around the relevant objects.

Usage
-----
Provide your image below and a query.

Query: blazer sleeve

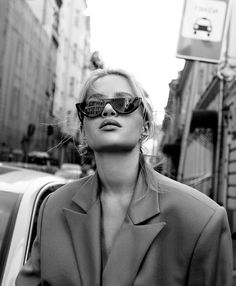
[15,195,50,286]
[187,206,233,286]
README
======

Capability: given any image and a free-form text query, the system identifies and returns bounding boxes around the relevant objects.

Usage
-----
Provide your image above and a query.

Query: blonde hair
[77,68,154,155]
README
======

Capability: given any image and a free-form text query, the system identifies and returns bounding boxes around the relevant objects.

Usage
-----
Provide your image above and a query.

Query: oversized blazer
[16,167,233,286]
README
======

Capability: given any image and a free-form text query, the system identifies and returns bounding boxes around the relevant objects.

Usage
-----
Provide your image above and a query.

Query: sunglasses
[76,97,142,121]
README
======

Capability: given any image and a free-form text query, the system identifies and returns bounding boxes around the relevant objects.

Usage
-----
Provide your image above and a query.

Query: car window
[0,191,21,281]
[25,184,64,262]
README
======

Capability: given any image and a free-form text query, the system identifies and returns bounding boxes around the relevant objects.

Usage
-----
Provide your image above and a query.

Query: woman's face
[83,74,145,153]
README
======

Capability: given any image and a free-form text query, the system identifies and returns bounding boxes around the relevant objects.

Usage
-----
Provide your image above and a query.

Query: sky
[86,0,186,125]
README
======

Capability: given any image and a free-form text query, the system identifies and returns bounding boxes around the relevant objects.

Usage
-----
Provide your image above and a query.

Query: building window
[53,9,59,33]
[198,68,204,95]
[75,10,80,27]
[11,87,20,119]
[69,77,75,97]
[64,38,69,59]
[72,43,78,64]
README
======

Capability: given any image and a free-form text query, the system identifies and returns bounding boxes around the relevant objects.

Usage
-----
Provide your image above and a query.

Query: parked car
[55,163,82,182]
[27,151,59,174]
[0,163,66,286]
[4,151,60,174]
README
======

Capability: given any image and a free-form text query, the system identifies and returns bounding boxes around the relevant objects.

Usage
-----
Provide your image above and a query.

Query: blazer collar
[63,166,165,286]
[128,165,160,224]
[71,166,161,223]
[71,171,101,212]
[63,173,102,286]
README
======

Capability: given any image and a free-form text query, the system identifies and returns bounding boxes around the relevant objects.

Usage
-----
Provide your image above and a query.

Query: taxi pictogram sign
[176,0,231,63]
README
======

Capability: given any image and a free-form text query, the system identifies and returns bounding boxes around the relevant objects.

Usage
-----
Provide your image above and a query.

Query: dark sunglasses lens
[113,97,140,113]
[110,98,127,112]
[82,100,105,117]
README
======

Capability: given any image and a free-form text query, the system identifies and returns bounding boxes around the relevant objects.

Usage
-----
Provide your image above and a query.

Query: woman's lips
[99,119,122,129]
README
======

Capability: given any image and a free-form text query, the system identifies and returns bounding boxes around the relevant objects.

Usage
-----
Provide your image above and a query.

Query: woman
[16,68,233,286]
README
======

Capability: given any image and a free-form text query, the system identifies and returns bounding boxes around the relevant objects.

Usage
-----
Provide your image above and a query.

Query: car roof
[61,163,81,169]
[28,151,50,158]
[0,163,65,194]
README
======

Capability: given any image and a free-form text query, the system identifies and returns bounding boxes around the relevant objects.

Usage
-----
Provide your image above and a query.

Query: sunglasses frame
[76,97,142,121]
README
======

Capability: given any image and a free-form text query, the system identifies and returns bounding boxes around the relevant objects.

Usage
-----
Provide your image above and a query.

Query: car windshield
[0,191,21,281]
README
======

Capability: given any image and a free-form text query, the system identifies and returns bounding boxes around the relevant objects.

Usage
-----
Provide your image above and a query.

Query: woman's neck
[94,147,140,195]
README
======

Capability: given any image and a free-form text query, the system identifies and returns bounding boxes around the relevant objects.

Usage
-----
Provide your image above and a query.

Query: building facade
[0,0,91,164]
[52,0,91,163]
[0,0,61,160]
[161,1,236,268]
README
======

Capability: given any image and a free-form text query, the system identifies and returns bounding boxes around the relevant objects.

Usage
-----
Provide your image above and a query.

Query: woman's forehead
[87,74,134,96]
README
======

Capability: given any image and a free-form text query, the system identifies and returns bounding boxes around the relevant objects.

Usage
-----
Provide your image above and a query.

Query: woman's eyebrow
[87,92,134,99]
[86,93,105,100]
[115,92,133,97]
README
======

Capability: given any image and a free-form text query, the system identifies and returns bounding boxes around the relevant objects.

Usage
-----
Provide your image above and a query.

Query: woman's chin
[91,142,139,153]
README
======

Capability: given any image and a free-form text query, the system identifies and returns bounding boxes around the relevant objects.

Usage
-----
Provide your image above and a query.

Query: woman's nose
[101,103,118,117]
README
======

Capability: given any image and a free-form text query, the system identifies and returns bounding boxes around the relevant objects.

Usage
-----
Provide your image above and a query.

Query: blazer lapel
[63,173,102,286]
[103,219,165,286]
[103,168,166,286]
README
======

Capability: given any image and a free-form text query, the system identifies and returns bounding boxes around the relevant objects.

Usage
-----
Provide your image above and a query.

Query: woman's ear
[80,123,84,133]
[80,125,86,138]
[79,123,87,143]
[142,121,149,137]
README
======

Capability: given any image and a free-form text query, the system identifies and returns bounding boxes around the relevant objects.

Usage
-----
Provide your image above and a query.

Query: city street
[0,0,236,285]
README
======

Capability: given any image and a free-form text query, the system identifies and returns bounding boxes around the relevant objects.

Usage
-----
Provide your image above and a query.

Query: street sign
[176,0,231,63]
